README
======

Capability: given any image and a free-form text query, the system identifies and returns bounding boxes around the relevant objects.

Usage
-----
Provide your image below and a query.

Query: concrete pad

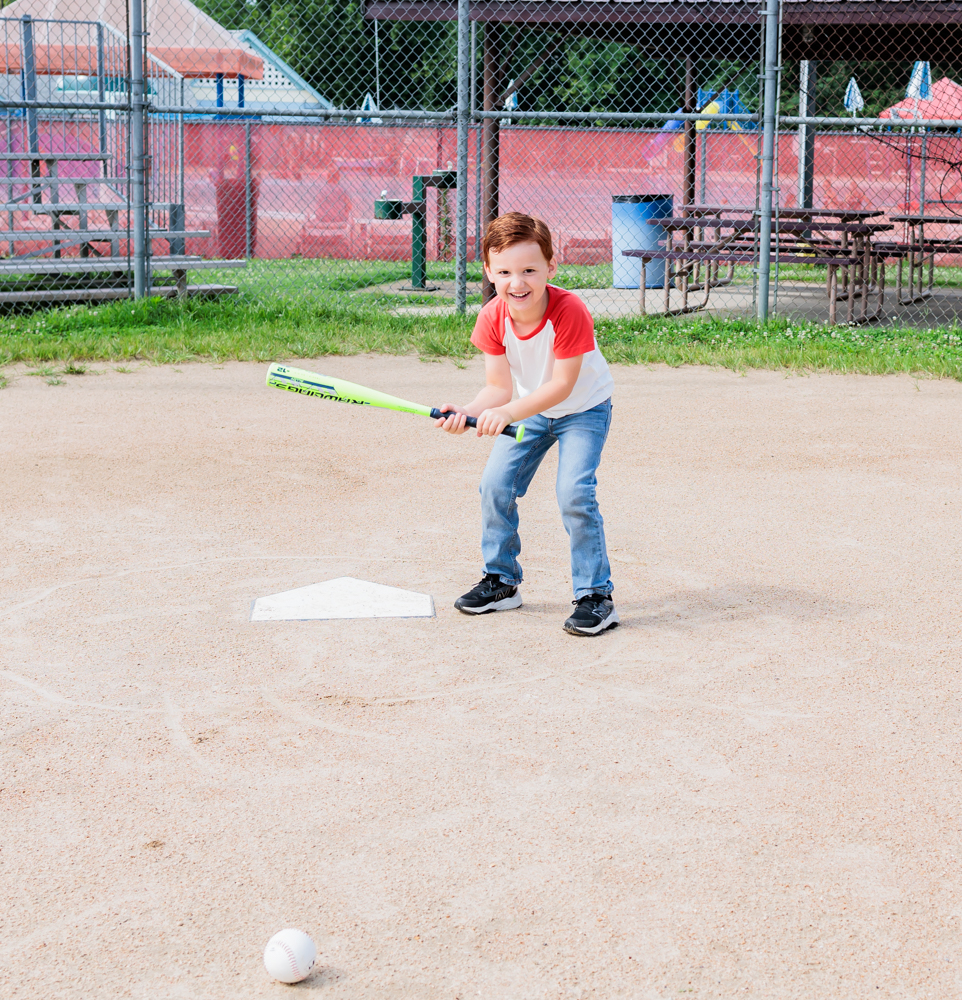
[250,577,434,621]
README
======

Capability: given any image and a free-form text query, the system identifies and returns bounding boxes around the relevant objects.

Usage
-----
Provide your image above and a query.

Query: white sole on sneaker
[564,608,620,635]
[455,593,523,615]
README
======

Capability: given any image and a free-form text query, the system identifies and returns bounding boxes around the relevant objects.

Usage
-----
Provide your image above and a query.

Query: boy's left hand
[475,406,515,437]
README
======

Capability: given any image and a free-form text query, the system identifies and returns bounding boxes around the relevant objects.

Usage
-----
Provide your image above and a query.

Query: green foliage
[594,315,962,378]
[781,59,962,118]
[0,296,472,365]
[179,1,962,125]
[516,40,759,118]
[190,0,761,116]
[192,0,456,111]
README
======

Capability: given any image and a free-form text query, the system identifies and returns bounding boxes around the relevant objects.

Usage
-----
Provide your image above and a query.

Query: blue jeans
[479,399,613,599]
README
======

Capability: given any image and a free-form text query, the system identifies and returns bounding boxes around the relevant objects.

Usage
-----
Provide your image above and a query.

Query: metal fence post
[699,129,708,204]
[756,0,780,323]
[20,16,40,208]
[244,119,252,259]
[797,60,815,208]
[96,22,108,170]
[130,0,147,299]
[471,21,481,263]
[20,17,37,155]
[455,0,470,313]
[178,77,185,207]
[682,56,696,212]
[481,24,500,304]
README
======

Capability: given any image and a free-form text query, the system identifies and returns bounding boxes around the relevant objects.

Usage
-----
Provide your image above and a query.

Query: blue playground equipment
[662,89,756,132]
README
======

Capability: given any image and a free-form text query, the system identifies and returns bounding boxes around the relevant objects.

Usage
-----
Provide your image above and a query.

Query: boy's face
[484,241,558,316]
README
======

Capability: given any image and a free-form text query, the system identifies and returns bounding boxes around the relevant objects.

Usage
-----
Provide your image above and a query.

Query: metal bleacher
[0,149,246,303]
[0,14,247,305]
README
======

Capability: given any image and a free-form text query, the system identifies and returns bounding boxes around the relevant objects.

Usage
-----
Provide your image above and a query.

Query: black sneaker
[454,574,522,615]
[563,594,619,635]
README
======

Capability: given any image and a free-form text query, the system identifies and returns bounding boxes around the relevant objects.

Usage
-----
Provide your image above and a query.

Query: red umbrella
[881,76,962,121]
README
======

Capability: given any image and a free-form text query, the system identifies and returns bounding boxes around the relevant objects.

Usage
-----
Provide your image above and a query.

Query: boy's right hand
[434,404,470,434]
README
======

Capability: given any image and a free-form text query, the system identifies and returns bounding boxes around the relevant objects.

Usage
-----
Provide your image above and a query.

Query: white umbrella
[906,61,932,122]
[906,61,932,102]
[844,77,864,118]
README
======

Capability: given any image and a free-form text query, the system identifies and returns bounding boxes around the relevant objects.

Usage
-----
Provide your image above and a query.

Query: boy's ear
[546,255,559,279]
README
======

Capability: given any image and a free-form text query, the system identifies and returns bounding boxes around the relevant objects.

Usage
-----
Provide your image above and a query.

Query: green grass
[3,256,962,381]
[595,316,962,378]
[3,293,962,380]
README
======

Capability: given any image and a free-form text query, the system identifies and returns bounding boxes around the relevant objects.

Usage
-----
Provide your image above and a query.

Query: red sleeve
[470,298,507,355]
[549,289,596,359]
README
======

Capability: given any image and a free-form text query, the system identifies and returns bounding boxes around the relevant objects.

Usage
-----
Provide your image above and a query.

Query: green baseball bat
[266,364,526,442]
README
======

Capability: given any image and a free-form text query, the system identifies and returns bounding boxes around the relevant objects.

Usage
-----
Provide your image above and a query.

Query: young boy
[436,212,617,636]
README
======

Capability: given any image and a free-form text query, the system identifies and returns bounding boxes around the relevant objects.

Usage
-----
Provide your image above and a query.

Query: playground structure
[374,167,458,289]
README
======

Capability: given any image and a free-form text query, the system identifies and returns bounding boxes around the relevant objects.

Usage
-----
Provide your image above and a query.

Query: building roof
[233,30,333,109]
[0,0,263,78]
[188,29,333,115]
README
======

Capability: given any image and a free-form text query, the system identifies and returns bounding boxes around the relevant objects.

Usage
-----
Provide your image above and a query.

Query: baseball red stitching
[277,941,299,977]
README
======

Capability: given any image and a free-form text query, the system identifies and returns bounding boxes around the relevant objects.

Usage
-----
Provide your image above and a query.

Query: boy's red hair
[482,212,554,266]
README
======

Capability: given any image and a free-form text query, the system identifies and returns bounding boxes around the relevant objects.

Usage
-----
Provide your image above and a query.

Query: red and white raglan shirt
[470,285,614,418]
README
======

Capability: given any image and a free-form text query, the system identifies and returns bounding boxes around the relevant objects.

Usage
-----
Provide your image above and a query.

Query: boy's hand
[434,404,470,434]
[475,406,515,437]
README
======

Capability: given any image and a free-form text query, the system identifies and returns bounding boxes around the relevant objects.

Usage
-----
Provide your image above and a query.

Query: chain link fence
[1,0,962,327]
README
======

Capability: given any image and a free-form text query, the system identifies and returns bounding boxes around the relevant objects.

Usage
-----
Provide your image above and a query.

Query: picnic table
[682,204,884,223]
[622,214,893,323]
[876,214,962,305]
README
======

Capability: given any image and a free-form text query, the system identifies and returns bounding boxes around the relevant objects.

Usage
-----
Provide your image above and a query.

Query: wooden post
[481,23,501,303]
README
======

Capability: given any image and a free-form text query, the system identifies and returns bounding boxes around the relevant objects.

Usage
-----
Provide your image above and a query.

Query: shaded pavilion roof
[363,0,962,60]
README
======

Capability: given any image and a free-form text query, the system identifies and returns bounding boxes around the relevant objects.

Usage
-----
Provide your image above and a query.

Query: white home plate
[250,577,434,621]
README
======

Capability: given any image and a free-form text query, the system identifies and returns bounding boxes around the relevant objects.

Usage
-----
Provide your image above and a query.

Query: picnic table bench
[873,214,962,305]
[623,246,861,322]
[623,215,892,322]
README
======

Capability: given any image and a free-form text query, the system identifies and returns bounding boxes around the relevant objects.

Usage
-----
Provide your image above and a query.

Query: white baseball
[263,928,317,983]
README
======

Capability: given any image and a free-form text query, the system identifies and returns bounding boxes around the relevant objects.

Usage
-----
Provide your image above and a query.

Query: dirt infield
[2,357,962,999]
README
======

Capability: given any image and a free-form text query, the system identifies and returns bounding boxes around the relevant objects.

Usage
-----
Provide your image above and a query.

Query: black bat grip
[430,408,524,441]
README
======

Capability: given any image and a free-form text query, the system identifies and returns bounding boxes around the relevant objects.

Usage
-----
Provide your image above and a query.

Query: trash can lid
[612,194,673,203]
